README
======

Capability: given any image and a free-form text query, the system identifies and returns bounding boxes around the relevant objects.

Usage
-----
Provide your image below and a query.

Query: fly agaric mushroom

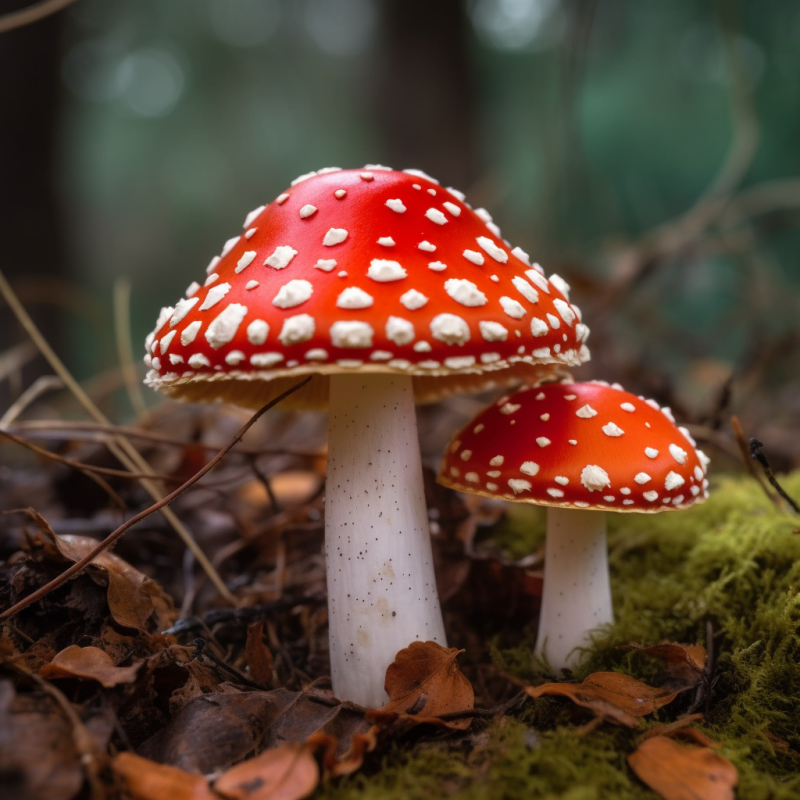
[438,380,709,672]
[144,166,590,707]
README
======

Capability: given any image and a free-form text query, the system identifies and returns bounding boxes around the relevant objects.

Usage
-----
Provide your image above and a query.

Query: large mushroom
[144,166,590,707]
[438,380,710,672]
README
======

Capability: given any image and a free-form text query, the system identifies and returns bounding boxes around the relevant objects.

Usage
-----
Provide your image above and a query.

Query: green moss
[316,473,800,799]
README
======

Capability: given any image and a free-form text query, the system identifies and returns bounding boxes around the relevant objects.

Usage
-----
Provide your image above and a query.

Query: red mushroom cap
[145,167,589,408]
[438,381,710,512]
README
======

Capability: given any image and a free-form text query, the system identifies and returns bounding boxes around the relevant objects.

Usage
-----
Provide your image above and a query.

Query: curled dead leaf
[39,645,142,688]
[214,744,318,800]
[113,752,215,800]
[383,641,474,729]
[627,735,737,800]
[625,642,707,688]
[307,726,380,777]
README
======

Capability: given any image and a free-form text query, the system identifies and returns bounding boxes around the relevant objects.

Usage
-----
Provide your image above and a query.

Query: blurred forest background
[1,0,799,469]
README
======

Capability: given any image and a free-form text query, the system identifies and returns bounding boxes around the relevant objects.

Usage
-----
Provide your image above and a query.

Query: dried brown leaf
[214,744,319,800]
[626,642,707,687]
[627,736,737,800]
[526,682,640,729]
[113,752,215,800]
[582,673,680,717]
[39,645,142,688]
[641,714,721,749]
[307,725,380,777]
[246,622,274,686]
[383,641,475,729]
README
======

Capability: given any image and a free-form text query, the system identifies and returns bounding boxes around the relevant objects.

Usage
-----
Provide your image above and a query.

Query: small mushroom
[438,380,710,671]
[144,166,591,706]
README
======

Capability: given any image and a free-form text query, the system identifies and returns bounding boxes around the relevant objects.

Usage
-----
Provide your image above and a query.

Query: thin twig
[0,0,78,34]
[0,267,237,604]
[749,438,800,514]
[113,278,148,419]
[730,416,780,509]
[0,375,63,428]
[0,377,311,621]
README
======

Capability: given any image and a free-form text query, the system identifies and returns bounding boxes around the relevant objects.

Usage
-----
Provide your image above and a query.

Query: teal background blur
[3,0,799,462]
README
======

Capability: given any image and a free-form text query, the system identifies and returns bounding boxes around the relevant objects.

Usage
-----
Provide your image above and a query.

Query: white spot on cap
[635,472,651,484]
[385,198,407,213]
[159,330,176,353]
[314,259,337,272]
[546,313,561,329]
[474,208,493,224]
[576,404,597,419]
[694,466,704,482]
[442,201,461,217]
[299,204,317,219]
[512,276,539,304]
[323,228,348,246]
[603,496,616,503]
[581,465,611,492]
[473,424,485,433]
[264,246,298,269]
[168,354,183,365]
[576,323,590,342]
[446,186,465,201]
[403,168,438,183]
[272,279,313,309]
[445,278,487,307]
[245,228,257,240]
[661,407,676,423]
[170,297,199,326]
[413,341,432,352]
[206,256,221,276]
[645,448,659,459]
[427,188,436,196]
[463,250,484,265]
[525,270,550,293]
[547,488,564,498]
[418,241,436,252]
[665,472,685,491]
[246,280,259,290]
[536,437,551,447]
[510,479,533,494]
[360,171,374,181]
[247,319,269,345]
[378,237,395,246]
[291,172,316,186]
[430,313,470,345]
[489,455,504,466]
[400,289,429,310]
[225,351,245,365]
[530,318,548,337]
[520,462,539,476]
[188,353,210,369]
[477,236,508,263]
[669,444,688,465]
[428,261,447,271]
[276,193,290,204]
[385,316,415,345]
[481,352,501,363]
[205,303,248,349]
[204,273,219,287]
[278,314,315,345]
[200,283,231,311]
[181,321,202,345]
[251,352,284,368]
[499,297,526,319]
[221,236,240,257]
[368,259,407,282]
[186,282,200,298]
[620,402,636,412]
[444,355,476,369]
[334,189,346,199]
[479,321,508,342]
[553,299,576,326]
[425,208,448,225]
[500,402,521,415]
[532,347,550,358]
[330,320,374,348]
[602,422,624,437]
[244,205,265,228]
[460,449,472,461]
[235,251,257,273]
[306,348,328,361]
[511,246,530,265]
[337,287,374,309]
[554,476,569,486]
[643,491,658,502]
[550,274,570,298]
[464,471,479,482]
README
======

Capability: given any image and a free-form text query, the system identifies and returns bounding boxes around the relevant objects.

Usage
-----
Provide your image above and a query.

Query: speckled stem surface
[325,372,447,708]
[534,507,613,671]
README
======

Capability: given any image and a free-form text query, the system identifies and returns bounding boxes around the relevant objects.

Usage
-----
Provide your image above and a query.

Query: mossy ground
[317,473,800,799]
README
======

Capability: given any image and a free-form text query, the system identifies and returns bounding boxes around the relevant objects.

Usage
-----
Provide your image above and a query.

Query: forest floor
[2,397,800,800]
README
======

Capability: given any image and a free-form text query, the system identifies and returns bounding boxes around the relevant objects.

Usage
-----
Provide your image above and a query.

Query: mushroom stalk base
[325,373,446,709]
[534,508,613,671]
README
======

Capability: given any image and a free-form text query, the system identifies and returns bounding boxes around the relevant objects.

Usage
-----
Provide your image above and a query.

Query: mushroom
[144,166,590,707]
[438,380,710,672]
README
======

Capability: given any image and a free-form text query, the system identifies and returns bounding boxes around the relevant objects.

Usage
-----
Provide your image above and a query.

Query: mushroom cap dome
[438,381,709,512]
[145,167,589,409]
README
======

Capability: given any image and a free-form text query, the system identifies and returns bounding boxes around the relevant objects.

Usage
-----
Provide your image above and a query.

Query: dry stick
[749,438,800,515]
[113,278,148,419]
[0,267,236,604]
[730,415,780,509]
[0,0,78,34]
[0,375,64,428]
[0,377,312,622]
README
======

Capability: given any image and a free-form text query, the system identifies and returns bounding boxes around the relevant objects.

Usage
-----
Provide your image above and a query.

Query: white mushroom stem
[325,372,447,708]
[534,507,613,671]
